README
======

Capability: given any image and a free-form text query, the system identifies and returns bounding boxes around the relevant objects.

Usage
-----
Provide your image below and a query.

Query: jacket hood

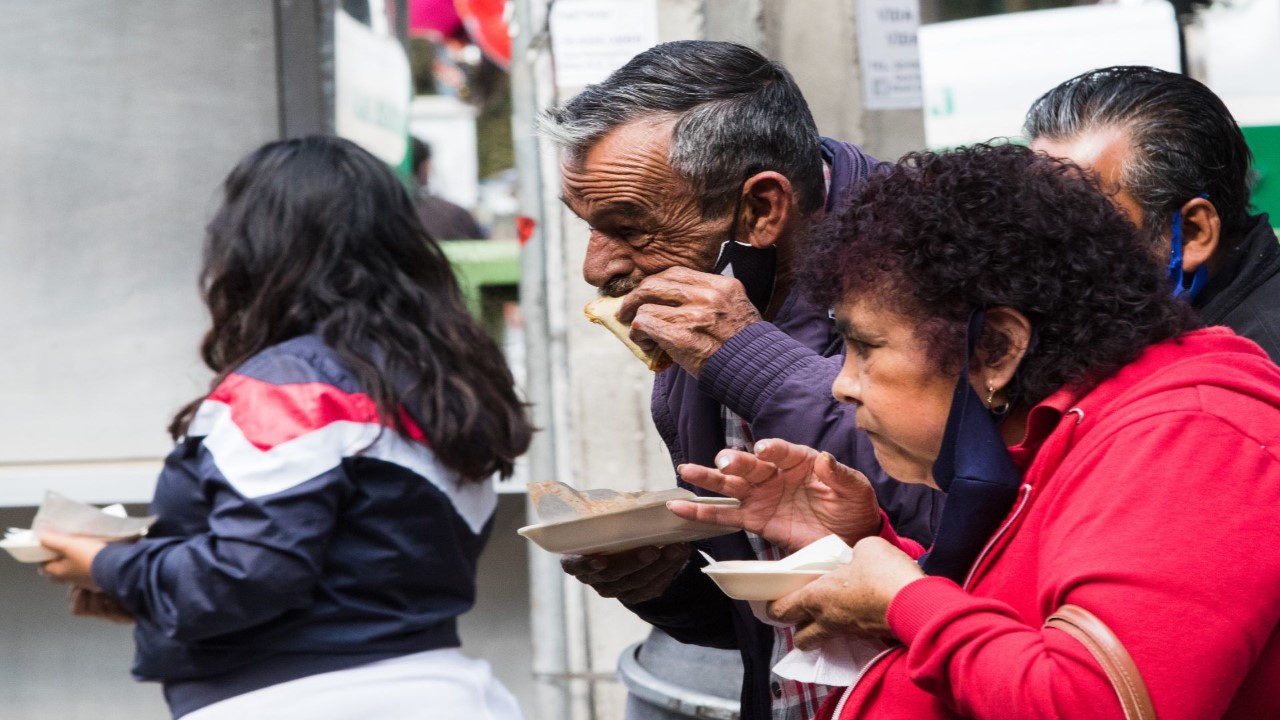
[1054,328,1280,438]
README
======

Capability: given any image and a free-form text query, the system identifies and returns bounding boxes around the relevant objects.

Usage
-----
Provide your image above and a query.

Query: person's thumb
[815,452,870,497]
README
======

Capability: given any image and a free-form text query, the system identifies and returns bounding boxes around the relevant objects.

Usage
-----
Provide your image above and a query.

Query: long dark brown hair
[172,135,533,481]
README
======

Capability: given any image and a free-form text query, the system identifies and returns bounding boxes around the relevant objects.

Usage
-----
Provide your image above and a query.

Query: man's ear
[739,171,795,249]
[968,306,1033,405]
[1178,197,1221,274]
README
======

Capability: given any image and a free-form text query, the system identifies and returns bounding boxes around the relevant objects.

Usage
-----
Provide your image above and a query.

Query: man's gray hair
[542,40,825,218]
[1024,66,1253,241]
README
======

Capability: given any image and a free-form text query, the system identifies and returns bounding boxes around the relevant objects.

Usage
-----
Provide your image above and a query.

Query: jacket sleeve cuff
[699,322,823,419]
[886,576,968,646]
[877,510,926,560]
[91,541,146,613]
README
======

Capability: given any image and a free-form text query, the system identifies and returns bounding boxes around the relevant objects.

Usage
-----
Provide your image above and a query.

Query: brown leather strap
[1044,604,1156,720]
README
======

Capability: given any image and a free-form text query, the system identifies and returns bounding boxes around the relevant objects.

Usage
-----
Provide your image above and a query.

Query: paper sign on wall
[856,0,922,110]
[550,0,659,89]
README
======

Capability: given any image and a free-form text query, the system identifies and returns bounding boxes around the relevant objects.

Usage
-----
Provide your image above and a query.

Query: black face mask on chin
[918,311,1023,584]
[712,240,777,314]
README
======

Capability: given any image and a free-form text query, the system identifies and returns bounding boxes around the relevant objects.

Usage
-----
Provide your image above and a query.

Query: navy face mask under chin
[713,240,777,315]
[918,312,1023,584]
[1167,195,1210,301]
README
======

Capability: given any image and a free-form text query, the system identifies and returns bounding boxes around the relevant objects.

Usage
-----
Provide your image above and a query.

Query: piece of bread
[583,295,672,372]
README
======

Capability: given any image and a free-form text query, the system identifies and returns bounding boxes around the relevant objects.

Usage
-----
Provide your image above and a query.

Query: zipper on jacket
[962,483,1034,590]
[828,646,896,719]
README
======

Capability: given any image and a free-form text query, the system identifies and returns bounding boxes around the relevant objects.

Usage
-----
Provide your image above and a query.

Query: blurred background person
[40,135,533,720]
[412,136,487,240]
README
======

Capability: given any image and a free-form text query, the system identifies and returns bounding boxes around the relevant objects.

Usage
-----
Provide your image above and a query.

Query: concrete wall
[761,0,926,161]
[0,1,280,503]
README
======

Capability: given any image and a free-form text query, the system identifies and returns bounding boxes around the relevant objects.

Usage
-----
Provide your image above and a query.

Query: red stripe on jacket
[208,373,427,451]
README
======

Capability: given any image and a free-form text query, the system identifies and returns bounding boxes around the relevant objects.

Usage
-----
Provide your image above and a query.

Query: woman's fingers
[665,500,743,528]
[814,451,871,496]
[792,619,834,651]
[707,449,780,486]
[69,586,89,614]
[767,586,814,626]
[752,439,819,474]
[41,558,74,583]
[678,462,750,498]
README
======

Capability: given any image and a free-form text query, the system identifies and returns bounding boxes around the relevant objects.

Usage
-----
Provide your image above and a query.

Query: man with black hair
[1026,66,1280,361]
[542,40,941,720]
[409,137,485,240]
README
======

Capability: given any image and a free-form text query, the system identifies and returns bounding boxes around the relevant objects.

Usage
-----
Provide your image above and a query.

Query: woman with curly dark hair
[670,144,1280,719]
[39,136,533,719]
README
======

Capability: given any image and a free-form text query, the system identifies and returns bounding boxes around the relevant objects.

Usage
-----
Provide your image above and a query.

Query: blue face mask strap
[1168,193,1211,300]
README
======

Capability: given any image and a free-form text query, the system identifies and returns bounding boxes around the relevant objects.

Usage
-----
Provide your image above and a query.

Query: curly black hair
[801,143,1201,406]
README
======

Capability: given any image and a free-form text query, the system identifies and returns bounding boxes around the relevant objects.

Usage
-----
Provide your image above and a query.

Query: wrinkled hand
[69,586,133,624]
[668,438,883,553]
[768,537,925,650]
[39,532,107,590]
[560,543,691,605]
[619,267,761,377]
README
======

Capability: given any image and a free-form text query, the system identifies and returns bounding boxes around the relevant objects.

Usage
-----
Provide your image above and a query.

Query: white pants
[181,648,523,720]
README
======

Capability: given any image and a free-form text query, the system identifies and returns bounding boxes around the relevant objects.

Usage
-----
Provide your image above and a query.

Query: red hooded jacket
[821,328,1280,719]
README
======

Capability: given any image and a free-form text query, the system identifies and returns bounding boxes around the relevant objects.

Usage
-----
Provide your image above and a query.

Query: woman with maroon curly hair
[670,143,1280,719]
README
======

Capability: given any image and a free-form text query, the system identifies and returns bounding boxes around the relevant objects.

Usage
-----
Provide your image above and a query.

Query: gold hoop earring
[986,384,1011,418]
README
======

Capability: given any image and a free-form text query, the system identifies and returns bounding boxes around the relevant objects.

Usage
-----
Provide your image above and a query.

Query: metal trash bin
[618,628,742,720]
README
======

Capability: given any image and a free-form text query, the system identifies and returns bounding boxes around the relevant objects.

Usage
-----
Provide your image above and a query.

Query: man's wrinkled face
[561,118,731,296]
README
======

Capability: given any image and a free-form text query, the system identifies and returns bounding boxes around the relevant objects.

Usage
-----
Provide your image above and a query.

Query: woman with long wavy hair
[40,135,534,719]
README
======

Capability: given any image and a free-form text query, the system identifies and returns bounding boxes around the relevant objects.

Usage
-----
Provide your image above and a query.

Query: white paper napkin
[772,635,892,686]
[738,535,892,687]
[29,491,157,539]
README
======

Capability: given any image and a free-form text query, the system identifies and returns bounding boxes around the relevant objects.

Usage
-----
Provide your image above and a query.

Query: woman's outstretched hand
[668,438,884,554]
[768,536,924,649]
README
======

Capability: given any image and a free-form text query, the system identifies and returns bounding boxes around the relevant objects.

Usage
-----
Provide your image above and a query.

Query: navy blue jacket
[627,139,944,720]
[92,336,496,718]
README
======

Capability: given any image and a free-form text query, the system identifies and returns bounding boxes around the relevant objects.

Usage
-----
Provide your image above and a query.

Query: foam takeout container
[700,534,853,601]
[1,493,157,564]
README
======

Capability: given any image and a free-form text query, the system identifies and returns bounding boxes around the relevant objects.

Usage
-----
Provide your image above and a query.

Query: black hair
[173,135,533,481]
[542,40,825,217]
[1025,66,1253,243]
[410,136,431,173]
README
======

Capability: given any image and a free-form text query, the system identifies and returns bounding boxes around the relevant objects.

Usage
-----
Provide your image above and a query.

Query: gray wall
[0,3,279,716]
[0,2,279,466]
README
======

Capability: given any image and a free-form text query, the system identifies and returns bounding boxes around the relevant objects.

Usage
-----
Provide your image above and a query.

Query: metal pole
[510,1,580,718]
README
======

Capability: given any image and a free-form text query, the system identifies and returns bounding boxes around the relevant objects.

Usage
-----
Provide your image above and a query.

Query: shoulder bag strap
[1044,604,1156,720]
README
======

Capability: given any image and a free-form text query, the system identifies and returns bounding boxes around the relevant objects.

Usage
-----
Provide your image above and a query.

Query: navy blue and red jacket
[91,335,497,718]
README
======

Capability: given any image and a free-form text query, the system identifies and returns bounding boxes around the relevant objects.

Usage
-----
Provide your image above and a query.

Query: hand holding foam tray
[0,491,157,563]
